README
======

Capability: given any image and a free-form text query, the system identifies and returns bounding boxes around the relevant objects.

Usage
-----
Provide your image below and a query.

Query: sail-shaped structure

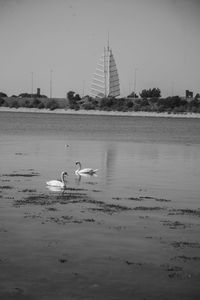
[90,45,120,98]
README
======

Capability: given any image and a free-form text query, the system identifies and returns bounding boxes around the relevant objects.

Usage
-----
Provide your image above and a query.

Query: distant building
[90,42,120,98]
[186,90,193,98]
[37,88,41,96]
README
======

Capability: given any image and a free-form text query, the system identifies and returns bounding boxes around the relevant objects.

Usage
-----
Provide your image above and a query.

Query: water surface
[0,111,200,299]
[1,111,200,205]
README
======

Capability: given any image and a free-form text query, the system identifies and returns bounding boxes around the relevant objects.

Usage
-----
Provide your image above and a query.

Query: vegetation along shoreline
[0,87,200,117]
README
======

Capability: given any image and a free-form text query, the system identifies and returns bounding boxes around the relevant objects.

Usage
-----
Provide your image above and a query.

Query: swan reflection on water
[46,185,67,193]
[75,172,98,185]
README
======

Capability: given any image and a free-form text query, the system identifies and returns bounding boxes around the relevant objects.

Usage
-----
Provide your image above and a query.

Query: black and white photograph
[0,0,200,299]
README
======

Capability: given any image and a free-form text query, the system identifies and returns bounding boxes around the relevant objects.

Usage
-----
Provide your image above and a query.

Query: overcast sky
[0,0,200,98]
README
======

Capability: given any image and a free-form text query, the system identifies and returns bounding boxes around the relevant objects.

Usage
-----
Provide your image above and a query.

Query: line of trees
[0,92,48,98]
[0,96,59,110]
[1,88,200,113]
[65,88,200,114]
[96,95,200,113]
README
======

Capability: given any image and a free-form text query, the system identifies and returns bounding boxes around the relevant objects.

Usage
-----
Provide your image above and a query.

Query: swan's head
[75,161,80,165]
[62,171,68,177]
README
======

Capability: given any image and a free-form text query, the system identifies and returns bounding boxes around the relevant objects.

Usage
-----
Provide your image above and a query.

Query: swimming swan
[46,185,66,192]
[75,161,98,175]
[46,171,68,188]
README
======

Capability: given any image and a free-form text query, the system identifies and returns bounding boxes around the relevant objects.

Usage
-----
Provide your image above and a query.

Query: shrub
[133,104,140,111]
[2,101,9,107]
[140,98,149,107]
[126,100,133,108]
[0,92,7,97]
[83,103,95,110]
[0,97,5,106]
[189,99,200,109]
[157,96,185,110]
[173,106,186,113]
[114,98,125,110]
[38,102,45,109]
[32,98,41,108]
[10,100,19,108]
[116,106,126,112]
[46,100,59,110]
[24,100,30,108]
[101,106,112,111]
[68,103,80,110]
[190,106,198,113]
[140,88,161,98]
[99,97,113,108]
[141,105,152,112]
[28,103,34,108]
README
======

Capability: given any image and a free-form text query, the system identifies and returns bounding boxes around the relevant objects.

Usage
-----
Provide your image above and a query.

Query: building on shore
[90,42,120,98]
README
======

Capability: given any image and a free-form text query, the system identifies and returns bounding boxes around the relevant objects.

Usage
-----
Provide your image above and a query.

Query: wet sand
[0,169,200,300]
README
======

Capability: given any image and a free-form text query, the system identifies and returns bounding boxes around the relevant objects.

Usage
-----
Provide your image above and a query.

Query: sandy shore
[1,106,200,118]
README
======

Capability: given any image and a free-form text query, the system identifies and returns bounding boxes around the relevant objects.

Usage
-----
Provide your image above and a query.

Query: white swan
[46,185,66,192]
[46,171,68,188]
[75,161,98,175]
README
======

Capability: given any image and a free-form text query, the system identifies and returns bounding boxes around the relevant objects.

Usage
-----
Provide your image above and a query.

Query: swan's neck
[61,172,65,183]
[77,162,81,171]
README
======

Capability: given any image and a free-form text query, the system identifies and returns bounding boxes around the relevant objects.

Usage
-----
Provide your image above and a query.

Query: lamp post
[50,70,53,99]
[134,68,138,97]
[31,72,33,97]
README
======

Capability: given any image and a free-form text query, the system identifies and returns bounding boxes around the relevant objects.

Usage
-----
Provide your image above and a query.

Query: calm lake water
[1,111,200,299]
[0,111,200,206]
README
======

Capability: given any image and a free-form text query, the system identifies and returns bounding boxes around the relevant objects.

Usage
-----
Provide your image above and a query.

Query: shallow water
[1,111,200,205]
[0,111,200,299]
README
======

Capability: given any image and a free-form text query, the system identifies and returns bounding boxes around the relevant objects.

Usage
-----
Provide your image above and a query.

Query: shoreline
[0,106,200,118]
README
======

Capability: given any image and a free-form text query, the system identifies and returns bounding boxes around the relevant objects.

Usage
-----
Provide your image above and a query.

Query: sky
[0,0,200,98]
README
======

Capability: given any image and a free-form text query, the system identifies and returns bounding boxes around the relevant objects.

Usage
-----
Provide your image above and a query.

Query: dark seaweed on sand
[14,192,88,206]
[0,185,13,189]
[172,256,200,262]
[168,208,200,217]
[19,189,37,193]
[14,190,133,215]
[161,220,187,229]
[2,172,40,177]
[112,196,171,202]
[133,206,165,211]
[46,215,95,225]
[171,241,200,249]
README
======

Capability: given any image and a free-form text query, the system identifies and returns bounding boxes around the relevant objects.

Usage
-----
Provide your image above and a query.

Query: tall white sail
[109,50,120,97]
[90,46,120,98]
